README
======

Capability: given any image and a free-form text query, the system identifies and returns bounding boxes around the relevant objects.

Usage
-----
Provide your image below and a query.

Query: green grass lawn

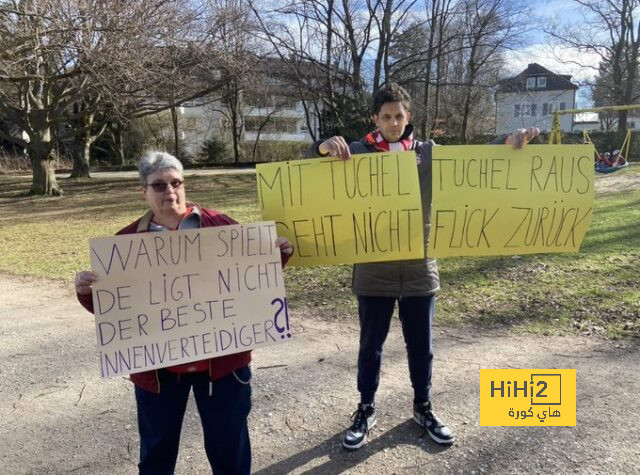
[1,167,638,338]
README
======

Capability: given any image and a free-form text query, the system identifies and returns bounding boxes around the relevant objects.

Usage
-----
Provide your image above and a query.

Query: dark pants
[357,295,435,405]
[135,366,252,475]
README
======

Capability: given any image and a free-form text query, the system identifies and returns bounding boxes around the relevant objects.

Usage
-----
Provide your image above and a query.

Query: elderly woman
[75,151,292,475]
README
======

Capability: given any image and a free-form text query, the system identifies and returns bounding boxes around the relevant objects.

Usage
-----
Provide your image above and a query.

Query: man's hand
[318,136,351,160]
[275,237,293,256]
[505,127,540,149]
[75,271,99,295]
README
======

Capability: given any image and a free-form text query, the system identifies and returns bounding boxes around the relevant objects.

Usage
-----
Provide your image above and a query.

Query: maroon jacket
[78,206,290,393]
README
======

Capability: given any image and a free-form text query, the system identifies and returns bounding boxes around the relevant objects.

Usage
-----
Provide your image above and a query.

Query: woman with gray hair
[75,151,293,474]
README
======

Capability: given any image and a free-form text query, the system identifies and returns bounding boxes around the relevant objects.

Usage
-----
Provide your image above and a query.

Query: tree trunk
[171,107,180,158]
[433,40,445,133]
[31,155,62,196]
[70,141,92,178]
[112,123,125,166]
[617,109,628,132]
[70,128,92,178]
[421,0,441,139]
[231,116,241,164]
[228,82,244,164]
[28,123,63,195]
[420,53,435,139]
[460,46,478,143]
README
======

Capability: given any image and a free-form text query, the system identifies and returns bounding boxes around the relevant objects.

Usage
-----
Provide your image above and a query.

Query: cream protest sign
[429,144,594,257]
[89,222,290,378]
[257,151,424,266]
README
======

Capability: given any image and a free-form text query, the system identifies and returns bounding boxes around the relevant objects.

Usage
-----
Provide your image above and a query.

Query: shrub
[546,131,640,161]
[0,150,30,174]
[198,136,229,164]
[0,149,73,174]
[241,140,309,163]
[430,131,638,161]
[92,121,147,166]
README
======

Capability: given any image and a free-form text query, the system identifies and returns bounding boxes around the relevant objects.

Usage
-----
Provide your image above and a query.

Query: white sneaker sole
[342,417,377,450]
[413,415,455,445]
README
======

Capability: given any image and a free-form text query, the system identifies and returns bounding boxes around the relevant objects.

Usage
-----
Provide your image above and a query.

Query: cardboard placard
[89,222,290,378]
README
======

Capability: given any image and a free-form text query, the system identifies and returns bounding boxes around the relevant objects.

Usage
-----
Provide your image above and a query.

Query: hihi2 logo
[480,369,576,426]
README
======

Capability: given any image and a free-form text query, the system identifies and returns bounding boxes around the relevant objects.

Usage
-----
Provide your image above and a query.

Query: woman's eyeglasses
[146,179,184,193]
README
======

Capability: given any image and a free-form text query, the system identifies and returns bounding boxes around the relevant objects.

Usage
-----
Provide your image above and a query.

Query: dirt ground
[1,166,638,474]
[593,164,639,193]
[1,273,639,475]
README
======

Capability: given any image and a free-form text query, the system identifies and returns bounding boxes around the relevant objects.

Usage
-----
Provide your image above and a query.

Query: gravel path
[1,274,639,474]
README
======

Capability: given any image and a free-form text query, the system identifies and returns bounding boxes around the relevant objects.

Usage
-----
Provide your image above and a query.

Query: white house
[243,98,320,143]
[558,109,640,133]
[495,63,578,135]
[572,112,600,133]
[174,94,320,158]
[595,109,640,132]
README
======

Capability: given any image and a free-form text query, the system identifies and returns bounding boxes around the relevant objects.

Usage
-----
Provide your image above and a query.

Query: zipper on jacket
[398,262,404,300]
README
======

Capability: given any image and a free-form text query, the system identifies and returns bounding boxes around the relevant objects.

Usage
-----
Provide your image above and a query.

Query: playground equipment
[548,104,639,173]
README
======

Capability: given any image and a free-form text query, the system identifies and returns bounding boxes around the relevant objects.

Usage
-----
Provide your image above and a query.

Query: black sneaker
[413,401,455,444]
[342,403,377,450]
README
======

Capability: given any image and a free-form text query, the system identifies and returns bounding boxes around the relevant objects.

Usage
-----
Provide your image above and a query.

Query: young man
[307,83,538,450]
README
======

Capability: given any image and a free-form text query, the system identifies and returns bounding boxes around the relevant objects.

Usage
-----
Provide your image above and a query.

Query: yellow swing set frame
[548,104,639,162]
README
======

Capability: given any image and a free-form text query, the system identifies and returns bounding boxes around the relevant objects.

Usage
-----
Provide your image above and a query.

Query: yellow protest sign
[257,152,424,266]
[429,144,594,257]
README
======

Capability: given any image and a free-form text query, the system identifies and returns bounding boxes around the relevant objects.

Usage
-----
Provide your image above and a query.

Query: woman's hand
[275,237,293,256]
[318,136,351,160]
[505,127,540,148]
[75,271,99,295]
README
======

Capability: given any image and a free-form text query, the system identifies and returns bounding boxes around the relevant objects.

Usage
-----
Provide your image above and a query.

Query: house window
[247,96,300,111]
[280,100,299,111]
[526,77,536,89]
[245,117,299,134]
[542,103,567,115]
[515,104,535,117]
[537,76,547,88]
[629,122,636,128]
[280,118,299,133]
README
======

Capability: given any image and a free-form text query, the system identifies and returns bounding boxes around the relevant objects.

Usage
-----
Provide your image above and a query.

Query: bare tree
[249,0,525,141]
[389,0,522,139]
[389,0,460,138]
[0,0,226,194]
[200,0,267,163]
[545,0,640,132]
[370,0,420,91]
[455,0,525,141]
[250,0,379,139]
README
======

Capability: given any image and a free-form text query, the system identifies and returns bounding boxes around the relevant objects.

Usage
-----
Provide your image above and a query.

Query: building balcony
[244,131,309,142]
